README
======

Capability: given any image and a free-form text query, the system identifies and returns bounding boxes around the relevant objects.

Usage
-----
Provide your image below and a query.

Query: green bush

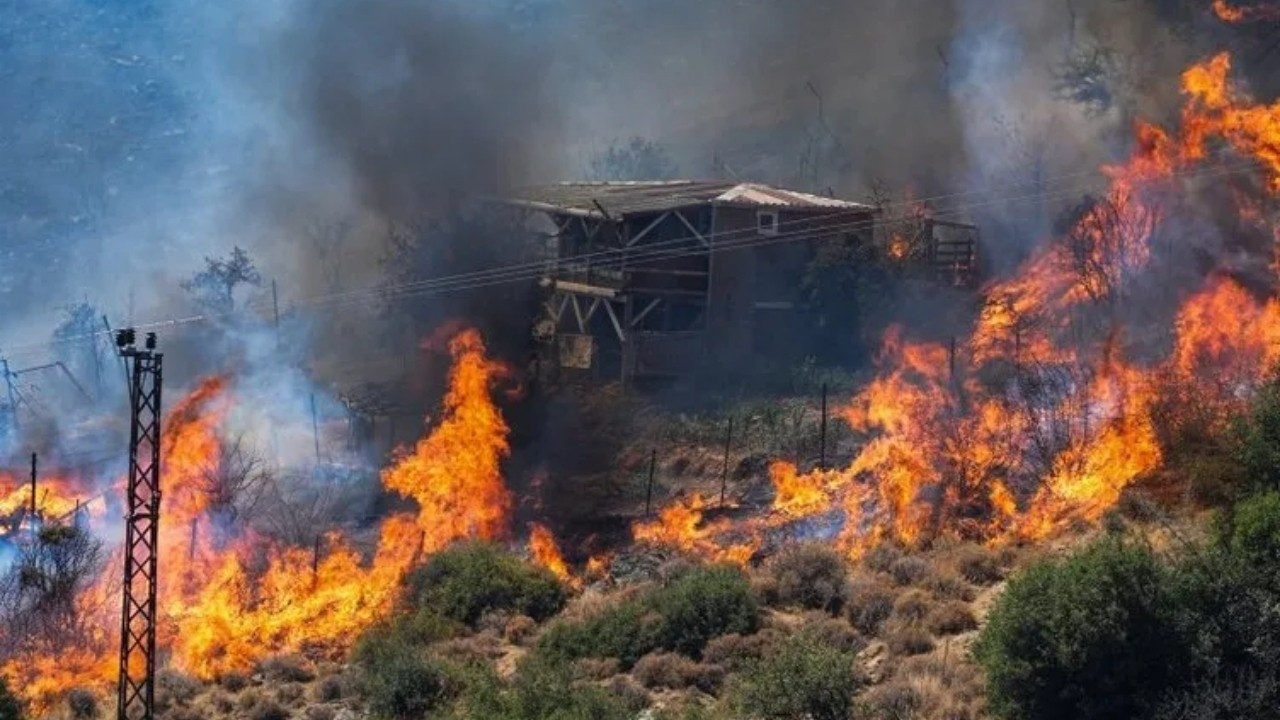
[730,633,861,720]
[1235,376,1280,493]
[0,678,21,720]
[454,655,641,720]
[537,564,759,669]
[407,542,567,626]
[1217,490,1280,569]
[974,539,1191,720]
[353,631,458,719]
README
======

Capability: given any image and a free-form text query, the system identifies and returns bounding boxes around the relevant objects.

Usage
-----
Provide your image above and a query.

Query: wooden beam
[673,209,709,247]
[626,211,671,247]
[553,280,618,299]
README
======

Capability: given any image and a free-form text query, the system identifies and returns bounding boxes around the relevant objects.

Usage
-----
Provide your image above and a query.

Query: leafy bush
[759,543,849,612]
[538,564,758,668]
[354,632,457,719]
[1217,490,1280,569]
[730,633,862,720]
[974,539,1190,720]
[647,565,760,657]
[406,542,566,626]
[461,655,642,720]
[1235,376,1280,493]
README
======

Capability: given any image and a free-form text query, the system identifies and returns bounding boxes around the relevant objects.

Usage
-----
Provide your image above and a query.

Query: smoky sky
[0,0,1265,358]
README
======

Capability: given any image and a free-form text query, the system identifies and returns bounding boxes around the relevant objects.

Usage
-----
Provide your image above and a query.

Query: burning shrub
[925,601,978,636]
[728,632,862,720]
[864,543,905,574]
[975,539,1189,720]
[405,542,566,627]
[758,543,849,613]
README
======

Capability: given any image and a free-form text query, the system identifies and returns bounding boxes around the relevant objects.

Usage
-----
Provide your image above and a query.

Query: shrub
[924,570,975,601]
[538,564,758,668]
[702,631,777,672]
[66,689,98,719]
[406,542,567,626]
[354,632,457,719]
[248,699,290,720]
[572,657,621,681]
[796,611,865,654]
[162,708,201,720]
[633,652,721,692]
[647,565,760,658]
[217,672,250,693]
[974,539,1190,720]
[925,601,978,636]
[730,634,862,720]
[1219,490,1280,568]
[473,655,640,720]
[311,676,344,703]
[845,579,895,636]
[274,683,304,705]
[304,707,336,720]
[953,544,1004,585]
[892,589,933,624]
[863,543,904,574]
[885,627,935,656]
[759,543,849,612]
[889,556,930,586]
[1235,376,1280,493]
[258,655,315,683]
[155,670,203,710]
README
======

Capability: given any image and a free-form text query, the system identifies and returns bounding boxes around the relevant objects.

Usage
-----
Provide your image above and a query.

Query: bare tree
[196,434,272,532]
[306,218,352,293]
[181,246,263,315]
[0,523,103,652]
[587,137,678,181]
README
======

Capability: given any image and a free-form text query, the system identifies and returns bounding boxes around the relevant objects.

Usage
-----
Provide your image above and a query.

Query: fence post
[720,417,734,507]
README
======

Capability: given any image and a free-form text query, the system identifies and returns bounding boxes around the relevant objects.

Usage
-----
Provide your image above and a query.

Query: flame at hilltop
[632,51,1280,561]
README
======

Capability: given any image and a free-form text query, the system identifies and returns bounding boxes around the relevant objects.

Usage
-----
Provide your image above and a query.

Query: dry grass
[923,570,975,601]
[861,654,986,720]
[573,657,622,680]
[889,556,931,586]
[258,654,316,683]
[796,611,865,653]
[503,614,538,644]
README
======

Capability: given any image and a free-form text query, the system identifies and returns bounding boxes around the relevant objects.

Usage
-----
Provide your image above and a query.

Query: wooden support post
[312,535,322,587]
[720,417,733,507]
[29,452,36,522]
[645,449,657,517]
[948,337,957,385]
[310,393,321,465]
[819,384,828,470]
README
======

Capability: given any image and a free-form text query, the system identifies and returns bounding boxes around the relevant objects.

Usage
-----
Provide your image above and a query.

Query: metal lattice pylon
[116,331,162,720]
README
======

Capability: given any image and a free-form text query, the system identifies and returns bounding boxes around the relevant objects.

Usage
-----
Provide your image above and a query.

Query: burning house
[502,181,979,382]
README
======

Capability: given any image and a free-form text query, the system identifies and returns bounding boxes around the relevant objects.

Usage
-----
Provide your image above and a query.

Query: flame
[381,328,513,553]
[0,471,100,528]
[527,522,578,588]
[1212,0,1280,22]
[631,493,758,565]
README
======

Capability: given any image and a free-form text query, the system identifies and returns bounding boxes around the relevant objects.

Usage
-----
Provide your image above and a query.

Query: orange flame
[381,328,513,553]
[1212,0,1280,22]
[527,522,578,588]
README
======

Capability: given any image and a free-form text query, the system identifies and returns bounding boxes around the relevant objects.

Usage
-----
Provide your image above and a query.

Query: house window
[757,210,779,236]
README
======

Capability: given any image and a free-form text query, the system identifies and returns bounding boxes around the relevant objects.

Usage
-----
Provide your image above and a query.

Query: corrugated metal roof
[502,180,876,218]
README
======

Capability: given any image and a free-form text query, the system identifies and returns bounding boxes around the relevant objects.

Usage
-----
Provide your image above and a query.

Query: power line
[1,154,1268,356]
